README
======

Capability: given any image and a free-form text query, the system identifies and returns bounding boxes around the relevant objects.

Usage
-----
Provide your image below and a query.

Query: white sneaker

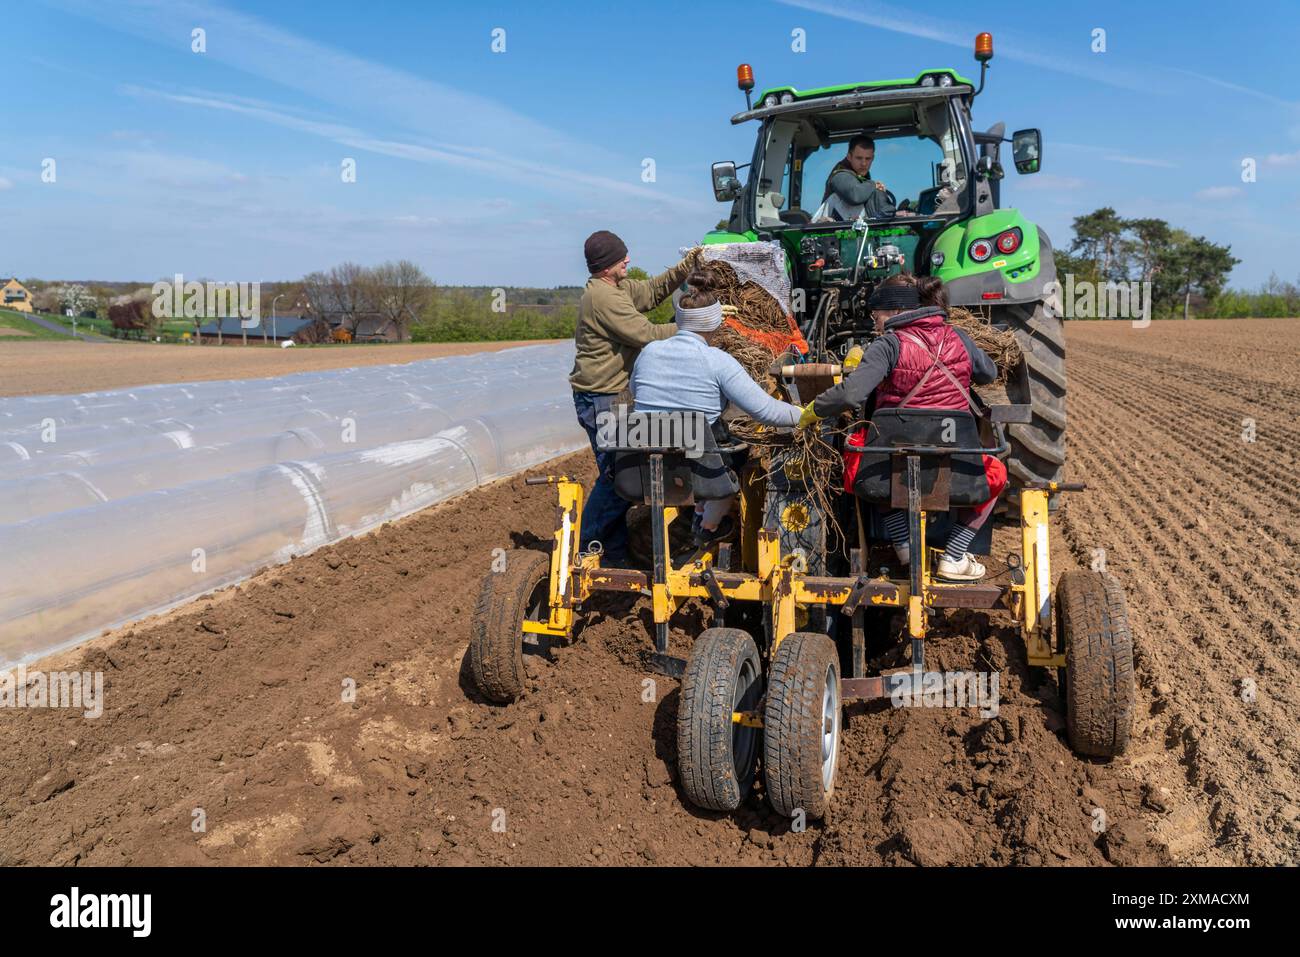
[937,552,986,582]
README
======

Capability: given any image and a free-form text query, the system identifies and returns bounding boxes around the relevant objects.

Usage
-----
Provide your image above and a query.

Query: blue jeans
[572,390,629,562]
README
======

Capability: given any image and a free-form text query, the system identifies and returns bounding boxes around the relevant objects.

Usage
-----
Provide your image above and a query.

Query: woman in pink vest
[800,274,1007,581]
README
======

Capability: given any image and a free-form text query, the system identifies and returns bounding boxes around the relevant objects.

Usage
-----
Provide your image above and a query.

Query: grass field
[0,309,69,340]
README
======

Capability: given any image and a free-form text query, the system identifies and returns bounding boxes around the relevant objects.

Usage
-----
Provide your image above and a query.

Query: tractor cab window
[803,133,961,218]
[754,99,970,226]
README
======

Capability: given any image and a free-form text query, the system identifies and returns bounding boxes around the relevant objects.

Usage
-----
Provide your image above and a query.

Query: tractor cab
[715,70,978,235]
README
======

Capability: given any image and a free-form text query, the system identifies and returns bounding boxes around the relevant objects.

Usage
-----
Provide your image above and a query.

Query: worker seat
[850,409,991,508]
[612,412,743,506]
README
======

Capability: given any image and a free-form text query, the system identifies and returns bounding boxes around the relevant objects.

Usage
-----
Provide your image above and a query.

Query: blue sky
[3,0,1299,287]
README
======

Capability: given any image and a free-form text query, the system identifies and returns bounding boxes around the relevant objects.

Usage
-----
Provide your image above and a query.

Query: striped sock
[943,524,977,562]
[883,510,910,551]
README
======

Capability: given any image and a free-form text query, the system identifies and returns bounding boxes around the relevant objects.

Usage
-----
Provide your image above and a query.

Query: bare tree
[300,271,336,318]
[364,260,434,341]
[328,262,369,333]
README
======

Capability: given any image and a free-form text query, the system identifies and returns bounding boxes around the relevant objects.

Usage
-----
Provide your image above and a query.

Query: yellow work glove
[798,402,822,429]
[842,345,864,373]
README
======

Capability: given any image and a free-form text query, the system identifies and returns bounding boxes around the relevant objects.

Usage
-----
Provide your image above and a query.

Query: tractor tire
[676,627,764,812]
[1057,570,1135,758]
[997,299,1067,489]
[469,549,550,704]
[763,631,841,820]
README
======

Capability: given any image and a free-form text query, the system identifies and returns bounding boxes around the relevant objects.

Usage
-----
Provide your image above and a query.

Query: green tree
[1070,207,1127,280]
[1123,217,1172,283]
[1156,232,1240,320]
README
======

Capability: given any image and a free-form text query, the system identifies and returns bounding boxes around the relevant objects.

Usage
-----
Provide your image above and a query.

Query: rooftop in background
[196,315,310,338]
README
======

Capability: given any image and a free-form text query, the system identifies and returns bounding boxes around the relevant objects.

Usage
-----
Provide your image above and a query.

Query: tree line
[1053,208,1267,319]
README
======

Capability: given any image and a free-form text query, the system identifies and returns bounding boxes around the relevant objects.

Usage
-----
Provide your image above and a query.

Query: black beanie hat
[868,282,921,311]
[585,230,628,274]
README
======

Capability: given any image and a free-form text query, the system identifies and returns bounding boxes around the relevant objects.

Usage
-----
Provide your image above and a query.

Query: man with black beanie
[569,230,701,565]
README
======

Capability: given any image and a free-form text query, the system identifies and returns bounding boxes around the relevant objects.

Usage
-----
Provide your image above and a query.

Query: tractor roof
[734,69,974,125]
[755,68,973,102]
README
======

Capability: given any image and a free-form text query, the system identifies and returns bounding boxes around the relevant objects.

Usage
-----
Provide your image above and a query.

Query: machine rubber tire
[998,299,1067,489]
[763,631,841,820]
[469,549,550,704]
[1057,570,1135,758]
[677,628,763,812]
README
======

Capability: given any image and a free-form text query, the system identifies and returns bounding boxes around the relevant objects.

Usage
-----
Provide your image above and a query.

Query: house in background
[2,279,33,313]
[351,315,399,342]
[195,315,313,343]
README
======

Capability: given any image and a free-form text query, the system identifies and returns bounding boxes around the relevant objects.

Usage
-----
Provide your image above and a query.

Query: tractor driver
[814,135,895,222]
[814,135,918,222]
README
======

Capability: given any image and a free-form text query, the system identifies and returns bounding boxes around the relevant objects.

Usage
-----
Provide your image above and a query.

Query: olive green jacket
[569,259,690,394]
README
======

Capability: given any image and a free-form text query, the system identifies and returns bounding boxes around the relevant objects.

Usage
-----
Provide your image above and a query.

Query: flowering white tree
[59,284,95,317]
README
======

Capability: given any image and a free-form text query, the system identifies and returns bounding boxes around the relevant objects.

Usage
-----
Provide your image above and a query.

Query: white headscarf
[674,300,723,333]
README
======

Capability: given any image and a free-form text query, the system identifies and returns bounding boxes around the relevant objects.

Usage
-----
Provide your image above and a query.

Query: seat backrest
[611,413,740,505]
[851,409,990,506]
[865,408,983,448]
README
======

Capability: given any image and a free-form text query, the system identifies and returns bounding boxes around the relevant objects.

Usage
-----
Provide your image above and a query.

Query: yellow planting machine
[470,400,1135,820]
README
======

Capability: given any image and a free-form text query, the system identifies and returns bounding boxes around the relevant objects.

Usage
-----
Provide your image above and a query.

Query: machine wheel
[1056,570,1135,758]
[677,628,763,812]
[997,298,1067,489]
[763,631,841,820]
[469,549,551,704]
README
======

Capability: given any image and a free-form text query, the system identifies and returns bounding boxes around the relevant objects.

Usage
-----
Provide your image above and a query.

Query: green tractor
[705,32,1064,494]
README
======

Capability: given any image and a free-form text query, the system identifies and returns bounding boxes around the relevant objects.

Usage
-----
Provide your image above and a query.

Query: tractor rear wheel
[676,627,763,812]
[469,549,551,704]
[997,299,1067,489]
[1057,570,1135,758]
[763,631,841,820]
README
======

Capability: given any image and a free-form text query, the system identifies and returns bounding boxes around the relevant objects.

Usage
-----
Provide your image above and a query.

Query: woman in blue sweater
[631,271,803,545]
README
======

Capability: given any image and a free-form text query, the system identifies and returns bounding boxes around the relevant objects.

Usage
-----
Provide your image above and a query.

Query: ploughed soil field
[0,318,1295,866]
[0,339,564,397]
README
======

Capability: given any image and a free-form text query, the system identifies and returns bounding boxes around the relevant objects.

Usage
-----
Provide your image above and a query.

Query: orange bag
[723,312,809,357]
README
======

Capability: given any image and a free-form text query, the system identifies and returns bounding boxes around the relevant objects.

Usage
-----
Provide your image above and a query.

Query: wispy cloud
[49,0,706,213]
[1013,173,1085,192]
[1054,142,1177,169]
[1167,68,1300,110]
[120,84,705,211]
[1264,150,1300,167]
[1104,155,1178,169]
[1195,186,1244,201]
[774,0,1159,93]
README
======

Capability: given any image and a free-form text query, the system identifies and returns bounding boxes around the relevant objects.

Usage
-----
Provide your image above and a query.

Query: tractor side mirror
[711,161,742,202]
[1011,128,1041,174]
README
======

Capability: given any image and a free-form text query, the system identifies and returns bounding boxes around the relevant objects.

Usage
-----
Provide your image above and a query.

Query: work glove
[797,402,822,429]
[684,246,705,269]
[842,345,864,373]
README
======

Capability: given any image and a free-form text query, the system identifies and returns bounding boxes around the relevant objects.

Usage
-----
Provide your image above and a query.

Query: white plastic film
[0,343,585,667]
